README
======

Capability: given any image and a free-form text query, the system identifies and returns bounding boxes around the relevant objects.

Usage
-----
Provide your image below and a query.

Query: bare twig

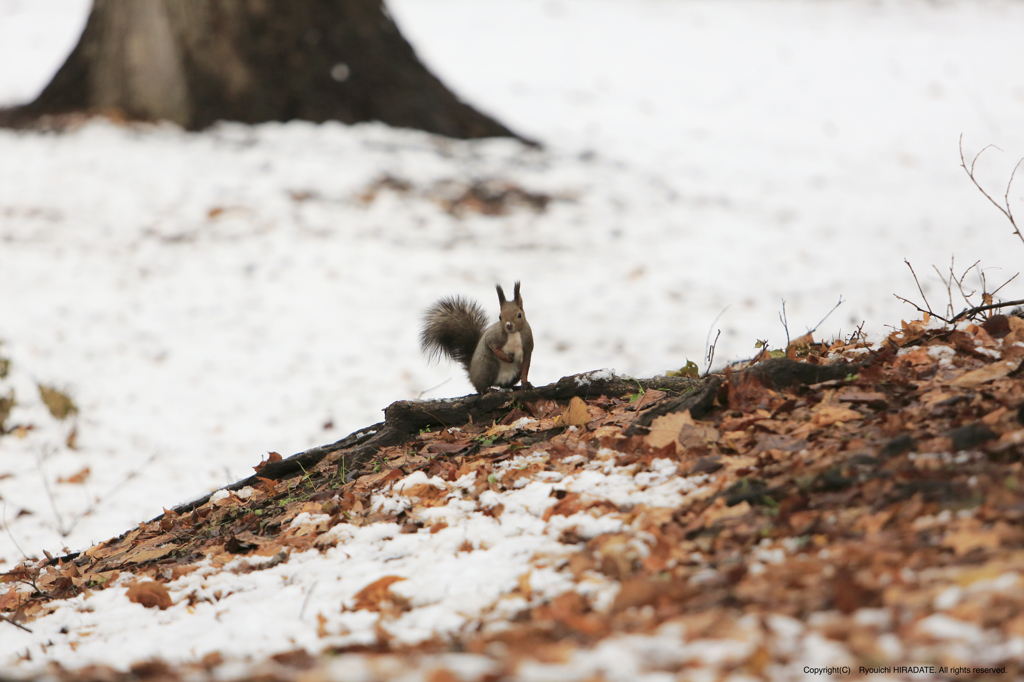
[989,272,1019,299]
[960,134,1024,247]
[809,296,844,335]
[418,377,450,400]
[931,263,953,320]
[36,446,68,537]
[2,501,29,561]
[932,258,980,322]
[900,252,1024,324]
[704,329,721,377]
[904,259,934,316]
[74,451,161,535]
[299,580,318,620]
[752,340,770,364]
[704,306,730,368]
[899,293,1024,325]
[0,614,32,633]
[847,321,867,345]
[894,294,949,323]
[949,298,1024,324]
[779,299,790,347]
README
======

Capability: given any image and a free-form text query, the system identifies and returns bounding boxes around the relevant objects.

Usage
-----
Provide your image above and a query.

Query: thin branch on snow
[949,297,1024,324]
[1,501,30,561]
[704,329,721,377]
[36,446,68,537]
[903,259,934,318]
[0,614,32,633]
[808,296,844,335]
[893,293,942,322]
[960,134,1024,246]
[779,299,790,347]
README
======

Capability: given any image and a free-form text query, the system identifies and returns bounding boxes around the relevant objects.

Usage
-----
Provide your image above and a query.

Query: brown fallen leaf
[560,396,590,427]
[630,388,667,411]
[120,543,179,566]
[316,613,330,638]
[810,405,862,427]
[678,412,720,449]
[643,410,697,451]
[351,575,406,612]
[1004,315,1024,345]
[126,580,173,610]
[611,575,687,613]
[426,668,460,682]
[950,360,1020,388]
[887,319,929,348]
[943,526,1001,556]
[253,451,283,473]
[646,409,719,452]
[702,498,752,525]
[893,347,933,367]
[543,492,585,520]
[788,332,814,349]
[270,649,316,669]
[836,388,887,406]
[57,467,90,484]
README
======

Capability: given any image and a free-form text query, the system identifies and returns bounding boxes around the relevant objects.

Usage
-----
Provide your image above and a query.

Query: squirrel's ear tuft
[513,281,522,306]
[496,284,507,305]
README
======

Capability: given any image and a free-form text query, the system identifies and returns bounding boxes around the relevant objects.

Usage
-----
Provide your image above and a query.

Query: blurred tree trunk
[0,0,523,140]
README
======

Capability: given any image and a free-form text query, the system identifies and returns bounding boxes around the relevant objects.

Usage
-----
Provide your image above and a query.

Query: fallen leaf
[678,413,720,449]
[1004,315,1024,345]
[351,575,406,612]
[517,571,532,600]
[943,527,1000,556]
[57,467,90,484]
[810,405,862,427]
[887,319,928,348]
[561,396,590,427]
[253,451,283,473]
[120,544,178,565]
[611,575,687,613]
[645,411,690,450]
[788,332,814,348]
[126,580,173,610]
[316,613,330,638]
[646,408,717,450]
[38,384,78,420]
[893,347,933,367]
[702,498,752,525]
[836,388,887,406]
[224,536,258,554]
[630,388,667,411]
[426,669,460,682]
[481,422,519,438]
[950,360,1020,388]
[543,492,585,520]
[270,649,316,669]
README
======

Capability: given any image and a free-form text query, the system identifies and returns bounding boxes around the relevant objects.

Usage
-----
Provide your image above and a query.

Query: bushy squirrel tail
[420,296,488,370]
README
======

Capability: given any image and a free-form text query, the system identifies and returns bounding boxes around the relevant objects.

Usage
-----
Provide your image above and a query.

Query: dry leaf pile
[3,316,1024,681]
[355,174,562,217]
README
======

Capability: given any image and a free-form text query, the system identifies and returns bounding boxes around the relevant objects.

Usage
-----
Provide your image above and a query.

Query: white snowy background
[1,0,1024,675]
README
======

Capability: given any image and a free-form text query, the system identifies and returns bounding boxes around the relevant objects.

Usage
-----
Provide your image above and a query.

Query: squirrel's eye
[518,312,522,318]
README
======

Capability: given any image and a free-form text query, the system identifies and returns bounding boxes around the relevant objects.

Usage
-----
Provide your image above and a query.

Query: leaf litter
[3,317,1024,680]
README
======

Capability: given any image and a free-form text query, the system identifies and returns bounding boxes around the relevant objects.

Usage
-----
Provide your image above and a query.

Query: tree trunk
[0,0,524,141]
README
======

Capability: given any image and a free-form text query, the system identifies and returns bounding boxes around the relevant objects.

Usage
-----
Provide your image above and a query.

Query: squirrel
[420,281,534,394]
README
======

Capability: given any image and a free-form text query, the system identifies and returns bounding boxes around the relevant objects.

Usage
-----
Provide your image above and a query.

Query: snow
[1,0,1024,676]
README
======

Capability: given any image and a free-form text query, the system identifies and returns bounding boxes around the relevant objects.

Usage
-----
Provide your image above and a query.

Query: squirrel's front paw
[519,381,534,391]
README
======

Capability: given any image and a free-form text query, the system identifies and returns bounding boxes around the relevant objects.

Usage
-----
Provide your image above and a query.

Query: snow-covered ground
[1,0,1024,674]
